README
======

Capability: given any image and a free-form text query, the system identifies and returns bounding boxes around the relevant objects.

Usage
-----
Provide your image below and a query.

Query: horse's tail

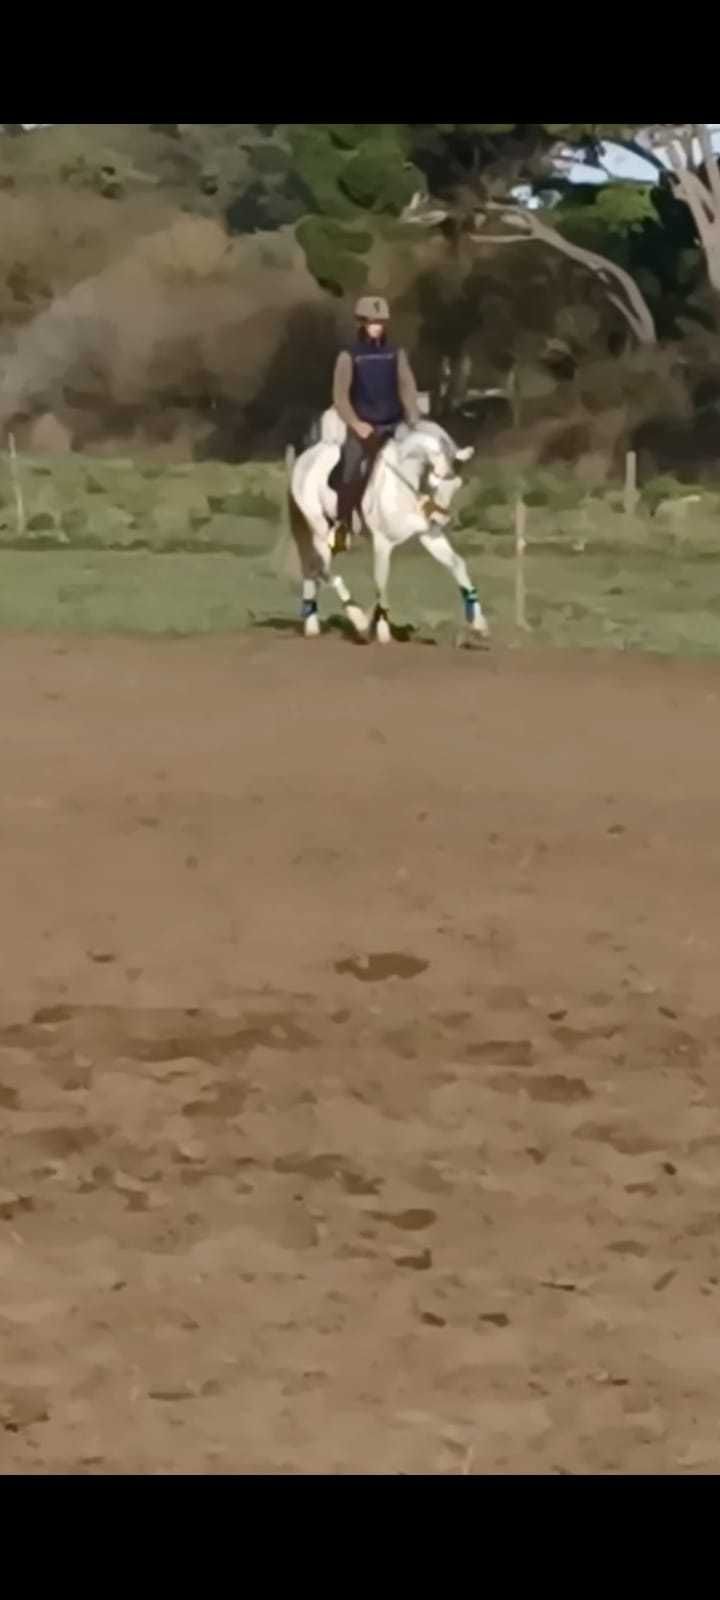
[285,444,303,541]
[284,446,296,534]
[283,443,316,580]
[284,444,296,513]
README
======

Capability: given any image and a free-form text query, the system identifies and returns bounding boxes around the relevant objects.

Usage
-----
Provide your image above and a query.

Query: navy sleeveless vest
[347,337,402,426]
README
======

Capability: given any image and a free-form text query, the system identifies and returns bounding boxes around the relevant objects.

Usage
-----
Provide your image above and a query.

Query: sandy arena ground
[2,633,720,1474]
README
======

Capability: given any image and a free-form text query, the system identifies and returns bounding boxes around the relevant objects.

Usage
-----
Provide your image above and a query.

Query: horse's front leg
[326,562,369,638]
[301,575,321,638]
[419,530,489,637]
[369,531,393,644]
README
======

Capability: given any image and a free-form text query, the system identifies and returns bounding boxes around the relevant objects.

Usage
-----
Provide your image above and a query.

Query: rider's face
[364,320,387,341]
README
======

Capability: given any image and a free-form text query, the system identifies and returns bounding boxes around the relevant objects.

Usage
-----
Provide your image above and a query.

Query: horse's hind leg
[287,491,322,637]
[300,513,368,639]
[419,530,489,636]
[369,531,393,643]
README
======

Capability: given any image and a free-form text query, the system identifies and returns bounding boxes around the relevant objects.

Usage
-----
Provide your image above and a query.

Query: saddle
[327,429,387,504]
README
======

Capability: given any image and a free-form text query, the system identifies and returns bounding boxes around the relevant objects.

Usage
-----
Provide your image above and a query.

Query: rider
[332,295,421,537]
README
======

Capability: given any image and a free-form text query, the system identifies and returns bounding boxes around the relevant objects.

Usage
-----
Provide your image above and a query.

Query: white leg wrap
[302,579,320,636]
[330,573,367,635]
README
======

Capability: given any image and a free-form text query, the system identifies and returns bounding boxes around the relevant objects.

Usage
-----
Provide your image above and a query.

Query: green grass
[0,452,719,654]
[353,540,720,656]
[0,538,719,657]
[0,454,288,554]
[0,550,284,634]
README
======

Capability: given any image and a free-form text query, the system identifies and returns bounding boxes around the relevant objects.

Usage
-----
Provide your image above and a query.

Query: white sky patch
[510,126,720,208]
[561,126,720,185]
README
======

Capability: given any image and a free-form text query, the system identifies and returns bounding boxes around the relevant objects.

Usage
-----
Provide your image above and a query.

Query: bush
[340,142,422,213]
[641,474,704,512]
[294,217,369,296]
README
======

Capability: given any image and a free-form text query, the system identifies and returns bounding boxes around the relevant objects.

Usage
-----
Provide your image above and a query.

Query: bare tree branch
[666,126,720,295]
[473,205,656,344]
[472,234,537,244]
[696,122,720,217]
[681,127,695,168]
[667,144,715,236]
[402,190,657,344]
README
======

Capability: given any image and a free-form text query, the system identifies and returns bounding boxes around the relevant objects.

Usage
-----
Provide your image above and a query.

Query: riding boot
[336,481,356,527]
[333,482,357,550]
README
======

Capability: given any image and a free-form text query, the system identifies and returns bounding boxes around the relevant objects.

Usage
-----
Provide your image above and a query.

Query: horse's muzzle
[418,493,452,527]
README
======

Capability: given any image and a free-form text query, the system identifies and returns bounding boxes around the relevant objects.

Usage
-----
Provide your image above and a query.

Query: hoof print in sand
[334,952,428,982]
[394,1247,433,1271]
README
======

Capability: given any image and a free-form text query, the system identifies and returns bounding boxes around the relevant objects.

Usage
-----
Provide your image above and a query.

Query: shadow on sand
[251,614,435,646]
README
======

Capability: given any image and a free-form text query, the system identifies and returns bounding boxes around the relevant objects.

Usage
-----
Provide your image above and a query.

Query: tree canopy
[3,122,720,470]
[249,123,719,349]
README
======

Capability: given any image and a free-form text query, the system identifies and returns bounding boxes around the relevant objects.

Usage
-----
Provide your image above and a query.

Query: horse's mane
[313,409,457,463]
[397,419,456,463]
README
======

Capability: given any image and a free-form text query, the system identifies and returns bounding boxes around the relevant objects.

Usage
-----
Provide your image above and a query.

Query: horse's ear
[455,445,474,463]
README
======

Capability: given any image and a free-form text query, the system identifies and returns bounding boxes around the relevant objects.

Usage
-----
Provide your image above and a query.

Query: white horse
[286,408,489,643]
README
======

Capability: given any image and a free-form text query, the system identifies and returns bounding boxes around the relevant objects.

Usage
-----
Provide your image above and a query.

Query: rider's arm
[398,349,421,426]
[333,352,362,433]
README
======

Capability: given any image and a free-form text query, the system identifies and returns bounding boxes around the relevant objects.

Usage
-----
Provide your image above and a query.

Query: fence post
[8,433,26,539]
[515,496,529,631]
[624,450,638,518]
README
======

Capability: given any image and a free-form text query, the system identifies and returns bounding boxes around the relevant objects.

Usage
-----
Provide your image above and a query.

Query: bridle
[380,447,457,527]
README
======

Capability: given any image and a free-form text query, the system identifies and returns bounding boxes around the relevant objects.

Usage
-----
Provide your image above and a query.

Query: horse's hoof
[345,604,369,637]
[304,612,321,638]
[470,608,490,638]
[375,615,392,646]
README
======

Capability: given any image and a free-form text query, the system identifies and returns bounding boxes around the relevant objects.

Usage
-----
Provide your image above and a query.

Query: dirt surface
[2,633,720,1474]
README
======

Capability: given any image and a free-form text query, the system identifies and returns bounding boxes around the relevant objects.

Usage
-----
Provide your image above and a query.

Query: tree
[399,127,661,344]
[657,125,720,296]
[403,191,658,345]
[559,124,720,311]
[282,125,424,294]
[282,124,664,341]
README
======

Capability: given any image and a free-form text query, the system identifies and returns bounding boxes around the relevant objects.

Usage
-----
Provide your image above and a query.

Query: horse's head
[398,421,474,524]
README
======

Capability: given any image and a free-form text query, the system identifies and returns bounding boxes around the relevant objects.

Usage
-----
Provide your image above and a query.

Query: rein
[380,449,451,523]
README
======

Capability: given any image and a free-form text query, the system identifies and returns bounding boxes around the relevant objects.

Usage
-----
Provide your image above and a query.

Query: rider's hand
[354,421,374,441]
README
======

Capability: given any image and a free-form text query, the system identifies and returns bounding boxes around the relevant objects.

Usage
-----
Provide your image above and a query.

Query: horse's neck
[384,442,423,491]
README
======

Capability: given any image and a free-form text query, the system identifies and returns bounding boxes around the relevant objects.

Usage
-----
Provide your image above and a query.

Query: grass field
[1,450,719,652]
